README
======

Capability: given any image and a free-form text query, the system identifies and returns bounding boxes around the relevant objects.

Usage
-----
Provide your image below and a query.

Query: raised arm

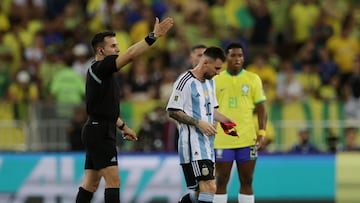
[115,17,174,70]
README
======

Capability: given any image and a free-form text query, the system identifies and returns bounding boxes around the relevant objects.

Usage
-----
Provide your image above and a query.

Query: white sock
[238,194,254,203]
[213,194,227,203]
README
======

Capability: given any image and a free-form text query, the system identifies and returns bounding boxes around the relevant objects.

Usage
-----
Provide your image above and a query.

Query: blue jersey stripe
[191,82,201,119]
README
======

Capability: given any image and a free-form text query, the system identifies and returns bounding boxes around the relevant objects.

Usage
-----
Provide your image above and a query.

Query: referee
[75,17,173,203]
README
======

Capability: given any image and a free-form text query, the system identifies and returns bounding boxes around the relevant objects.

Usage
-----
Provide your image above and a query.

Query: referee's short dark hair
[91,31,116,51]
[203,46,226,62]
[225,42,244,54]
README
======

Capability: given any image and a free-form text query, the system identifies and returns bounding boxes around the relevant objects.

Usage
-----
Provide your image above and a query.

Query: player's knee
[216,176,230,188]
[105,175,120,188]
[240,176,253,187]
[202,181,216,194]
[209,183,217,194]
[83,182,100,192]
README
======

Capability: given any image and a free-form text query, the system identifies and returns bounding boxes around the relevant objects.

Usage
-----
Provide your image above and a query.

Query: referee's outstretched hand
[122,126,138,141]
[153,17,174,38]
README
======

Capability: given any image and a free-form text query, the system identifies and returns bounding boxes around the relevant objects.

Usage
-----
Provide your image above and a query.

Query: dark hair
[191,44,207,51]
[203,46,226,62]
[225,42,244,54]
[91,31,116,51]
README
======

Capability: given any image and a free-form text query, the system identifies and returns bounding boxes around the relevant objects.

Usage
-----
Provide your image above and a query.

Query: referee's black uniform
[82,55,120,170]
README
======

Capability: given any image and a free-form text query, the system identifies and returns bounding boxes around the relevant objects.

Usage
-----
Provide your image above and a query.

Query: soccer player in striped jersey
[213,42,267,203]
[166,47,235,203]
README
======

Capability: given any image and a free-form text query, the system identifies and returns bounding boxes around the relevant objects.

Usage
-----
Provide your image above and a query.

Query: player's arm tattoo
[168,110,199,126]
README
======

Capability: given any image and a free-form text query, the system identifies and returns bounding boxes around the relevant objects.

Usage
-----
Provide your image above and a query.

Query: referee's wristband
[145,32,157,46]
[118,122,126,130]
[258,129,266,136]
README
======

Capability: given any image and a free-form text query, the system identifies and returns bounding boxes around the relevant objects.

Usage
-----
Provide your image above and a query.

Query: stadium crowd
[0,0,360,153]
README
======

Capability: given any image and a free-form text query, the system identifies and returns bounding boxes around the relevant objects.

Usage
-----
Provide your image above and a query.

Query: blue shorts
[215,146,258,164]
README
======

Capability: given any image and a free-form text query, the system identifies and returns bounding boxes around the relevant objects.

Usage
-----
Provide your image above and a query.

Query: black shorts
[81,117,118,170]
[181,159,215,190]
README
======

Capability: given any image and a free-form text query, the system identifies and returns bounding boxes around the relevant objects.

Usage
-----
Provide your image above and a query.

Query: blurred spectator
[111,11,132,73]
[86,0,124,33]
[49,63,85,118]
[318,75,339,102]
[341,124,360,151]
[67,105,87,151]
[148,55,166,91]
[343,55,360,121]
[317,47,338,85]
[288,126,320,154]
[133,106,169,152]
[57,2,84,33]
[197,21,221,48]
[320,0,349,36]
[0,3,10,32]
[42,19,64,46]
[44,0,70,20]
[182,0,209,46]
[310,9,334,49]
[295,40,317,71]
[289,0,320,51]
[72,43,91,78]
[264,44,281,71]
[37,44,67,99]
[7,69,39,120]
[247,0,272,54]
[130,6,166,53]
[267,0,291,52]
[326,13,360,99]
[10,0,45,21]
[326,131,339,153]
[0,38,12,100]
[2,17,24,74]
[210,0,231,41]
[276,60,303,103]
[246,52,277,103]
[167,34,190,72]
[123,59,156,102]
[246,53,277,88]
[159,69,176,103]
[24,31,45,79]
[296,62,321,100]
[124,0,146,27]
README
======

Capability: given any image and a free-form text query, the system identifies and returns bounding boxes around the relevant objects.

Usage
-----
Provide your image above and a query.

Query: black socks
[76,187,93,203]
[105,188,120,203]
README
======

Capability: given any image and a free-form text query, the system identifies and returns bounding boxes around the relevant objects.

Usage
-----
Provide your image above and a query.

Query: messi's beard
[203,72,214,80]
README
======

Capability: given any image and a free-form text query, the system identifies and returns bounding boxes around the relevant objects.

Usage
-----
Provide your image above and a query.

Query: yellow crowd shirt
[214,69,266,149]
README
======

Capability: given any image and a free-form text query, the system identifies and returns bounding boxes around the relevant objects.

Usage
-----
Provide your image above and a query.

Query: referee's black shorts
[81,116,118,170]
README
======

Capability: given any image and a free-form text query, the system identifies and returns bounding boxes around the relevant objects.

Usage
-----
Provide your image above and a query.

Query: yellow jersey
[214,69,266,148]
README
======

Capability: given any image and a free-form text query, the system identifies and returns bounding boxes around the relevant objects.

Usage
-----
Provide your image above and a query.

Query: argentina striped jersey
[166,71,218,164]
